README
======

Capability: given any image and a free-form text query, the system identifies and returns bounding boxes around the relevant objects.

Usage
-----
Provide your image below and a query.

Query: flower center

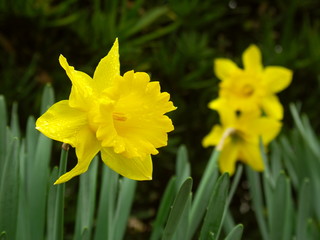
[112,112,127,121]
[241,84,254,97]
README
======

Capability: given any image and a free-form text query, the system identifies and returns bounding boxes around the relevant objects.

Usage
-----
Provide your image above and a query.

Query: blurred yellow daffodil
[211,45,292,120]
[202,101,281,175]
[36,39,176,184]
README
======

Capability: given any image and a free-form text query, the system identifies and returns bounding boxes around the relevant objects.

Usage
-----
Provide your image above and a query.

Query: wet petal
[59,55,94,110]
[262,66,293,93]
[35,100,87,147]
[214,58,239,81]
[54,127,101,184]
[101,148,152,180]
[261,95,283,120]
[93,39,120,93]
[242,45,263,73]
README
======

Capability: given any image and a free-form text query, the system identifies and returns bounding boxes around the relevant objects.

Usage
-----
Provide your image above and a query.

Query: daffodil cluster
[36,39,176,184]
[203,45,292,174]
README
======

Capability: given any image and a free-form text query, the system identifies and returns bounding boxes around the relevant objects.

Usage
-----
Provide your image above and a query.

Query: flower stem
[53,143,69,240]
[217,127,236,151]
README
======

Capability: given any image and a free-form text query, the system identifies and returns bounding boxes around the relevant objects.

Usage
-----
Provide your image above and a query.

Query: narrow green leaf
[174,193,191,240]
[162,178,193,240]
[94,165,119,240]
[10,103,20,139]
[40,84,55,115]
[199,173,229,240]
[27,133,52,240]
[150,177,177,240]
[46,167,59,240]
[223,209,235,235]
[188,150,219,239]
[269,173,293,240]
[224,224,243,240]
[245,167,268,240]
[74,158,98,240]
[0,96,7,172]
[52,147,69,240]
[176,145,190,190]
[296,179,311,240]
[113,177,137,240]
[122,6,169,38]
[0,137,19,240]
[16,141,31,240]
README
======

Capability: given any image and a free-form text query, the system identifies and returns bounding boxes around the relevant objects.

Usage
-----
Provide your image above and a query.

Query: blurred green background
[1,0,320,239]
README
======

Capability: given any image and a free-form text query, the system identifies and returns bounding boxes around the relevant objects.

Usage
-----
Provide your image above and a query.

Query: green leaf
[150,177,177,240]
[51,147,69,240]
[10,103,20,139]
[74,158,98,240]
[113,177,137,240]
[94,165,119,240]
[46,167,59,240]
[121,6,169,38]
[199,173,229,240]
[245,167,268,240]
[40,84,55,115]
[0,96,7,172]
[224,224,243,240]
[162,178,193,240]
[174,193,191,240]
[269,173,293,240]
[188,150,219,239]
[0,136,19,240]
[296,179,311,240]
[176,145,190,190]
[27,133,52,240]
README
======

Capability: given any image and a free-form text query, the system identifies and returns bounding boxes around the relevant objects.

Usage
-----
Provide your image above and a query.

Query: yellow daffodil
[211,45,292,120]
[202,101,281,175]
[36,39,176,184]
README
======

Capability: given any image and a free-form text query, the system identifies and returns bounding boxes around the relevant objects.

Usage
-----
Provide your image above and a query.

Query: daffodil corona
[36,39,176,184]
[203,103,281,174]
[211,45,292,120]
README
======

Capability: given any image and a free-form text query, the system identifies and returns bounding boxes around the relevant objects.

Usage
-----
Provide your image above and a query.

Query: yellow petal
[202,125,223,147]
[242,45,263,73]
[218,140,239,175]
[238,141,264,172]
[262,66,293,93]
[35,100,87,147]
[54,127,101,184]
[210,99,237,127]
[261,95,283,120]
[59,55,94,111]
[214,58,239,81]
[101,148,152,180]
[251,117,282,145]
[93,39,120,92]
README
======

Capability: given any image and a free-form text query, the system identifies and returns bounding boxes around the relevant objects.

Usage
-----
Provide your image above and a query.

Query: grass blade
[150,177,177,240]
[94,165,119,240]
[162,178,193,240]
[74,158,98,240]
[199,173,229,240]
[52,146,69,240]
[0,136,19,240]
[224,224,243,240]
[188,150,219,239]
